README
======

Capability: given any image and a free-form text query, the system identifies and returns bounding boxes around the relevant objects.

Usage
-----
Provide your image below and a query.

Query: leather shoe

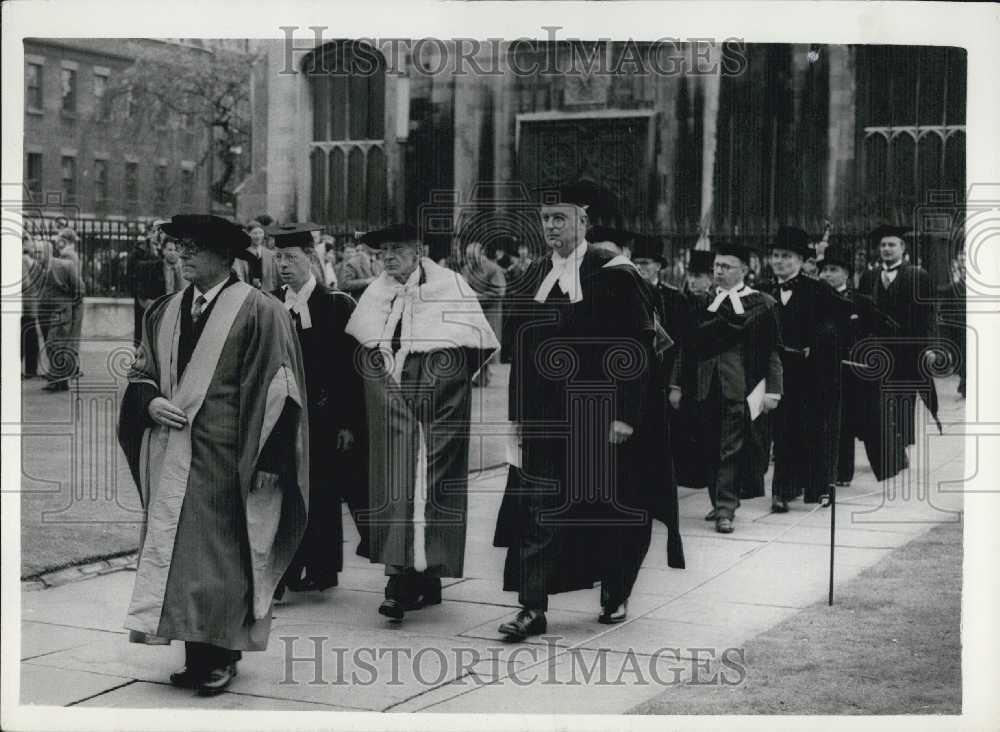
[404,577,442,611]
[598,601,628,624]
[498,609,546,642]
[169,666,205,689]
[715,517,734,534]
[196,663,237,696]
[378,598,405,621]
[704,508,719,521]
[770,498,789,513]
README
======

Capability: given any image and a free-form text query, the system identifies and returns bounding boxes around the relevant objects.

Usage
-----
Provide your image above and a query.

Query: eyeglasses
[177,240,203,256]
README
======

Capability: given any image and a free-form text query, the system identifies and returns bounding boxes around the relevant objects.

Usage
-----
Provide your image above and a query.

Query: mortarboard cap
[160,214,253,260]
[868,224,911,247]
[538,179,620,221]
[687,249,715,275]
[357,223,422,249]
[712,243,757,266]
[819,244,853,273]
[266,222,322,249]
[769,225,812,259]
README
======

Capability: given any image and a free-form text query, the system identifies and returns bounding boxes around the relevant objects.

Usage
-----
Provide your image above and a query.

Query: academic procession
[91,168,951,698]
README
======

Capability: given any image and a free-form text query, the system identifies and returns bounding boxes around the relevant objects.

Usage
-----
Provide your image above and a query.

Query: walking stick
[828,480,836,606]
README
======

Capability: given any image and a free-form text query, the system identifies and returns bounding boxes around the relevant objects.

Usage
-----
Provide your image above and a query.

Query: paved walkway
[17,378,966,713]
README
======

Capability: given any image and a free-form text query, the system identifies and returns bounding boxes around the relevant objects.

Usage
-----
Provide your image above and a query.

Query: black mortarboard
[868,224,911,247]
[630,235,667,266]
[712,243,757,266]
[254,213,275,227]
[266,222,321,249]
[769,225,812,259]
[357,223,422,249]
[820,244,853,273]
[687,249,715,275]
[538,179,620,221]
[160,214,252,260]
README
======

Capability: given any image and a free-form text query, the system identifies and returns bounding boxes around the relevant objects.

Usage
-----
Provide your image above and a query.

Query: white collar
[283,274,317,329]
[535,240,588,304]
[708,282,753,314]
[192,277,228,312]
[837,284,848,292]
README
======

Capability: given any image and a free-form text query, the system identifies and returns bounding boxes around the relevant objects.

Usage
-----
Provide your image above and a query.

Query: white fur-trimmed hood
[345,257,500,358]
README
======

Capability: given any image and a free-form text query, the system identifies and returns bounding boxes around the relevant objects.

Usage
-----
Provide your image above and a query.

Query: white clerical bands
[707,285,754,315]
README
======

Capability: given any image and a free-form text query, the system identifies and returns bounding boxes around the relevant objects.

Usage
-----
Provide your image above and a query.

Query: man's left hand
[609,421,634,445]
[337,429,355,451]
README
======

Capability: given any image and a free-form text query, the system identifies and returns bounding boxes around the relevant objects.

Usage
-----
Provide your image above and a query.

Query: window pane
[25,153,42,194]
[310,148,326,222]
[349,73,369,140]
[61,68,76,113]
[346,147,365,223]
[61,157,76,200]
[366,56,385,140]
[366,146,386,226]
[125,163,138,202]
[93,74,108,120]
[27,64,42,109]
[327,147,345,224]
[312,73,329,141]
[330,74,348,141]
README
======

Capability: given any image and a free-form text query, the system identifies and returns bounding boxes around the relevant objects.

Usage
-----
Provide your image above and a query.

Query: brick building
[242,39,966,283]
[21,38,225,221]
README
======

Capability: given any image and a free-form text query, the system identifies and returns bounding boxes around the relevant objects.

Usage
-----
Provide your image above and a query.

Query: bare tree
[106,42,260,212]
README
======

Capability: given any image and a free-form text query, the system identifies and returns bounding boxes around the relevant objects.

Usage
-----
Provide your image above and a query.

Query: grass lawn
[631,521,962,715]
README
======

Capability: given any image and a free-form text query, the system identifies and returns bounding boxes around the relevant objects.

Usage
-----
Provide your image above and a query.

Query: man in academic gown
[764,226,843,511]
[118,214,309,696]
[819,245,906,485]
[857,225,940,451]
[669,249,715,489]
[345,224,499,622]
[494,182,683,642]
[268,223,368,596]
[668,244,783,533]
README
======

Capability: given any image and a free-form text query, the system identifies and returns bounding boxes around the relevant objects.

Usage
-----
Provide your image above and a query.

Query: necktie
[192,294,206,324]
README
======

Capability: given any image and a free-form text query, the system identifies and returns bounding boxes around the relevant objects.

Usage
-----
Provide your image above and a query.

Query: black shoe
[715,517,734,534]
[169,666,205,689]
[819,494,832,508]
[196,663,237,696]
[598,601,628,624]
[770,498,789,514]
[498,609,547,642]
[378,598,405,621]
[704,508,719,521]
[404,577,442,611]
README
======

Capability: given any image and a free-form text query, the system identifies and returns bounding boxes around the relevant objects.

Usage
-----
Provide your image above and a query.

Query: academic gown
[673,287,783,515]
[346,259,499,579]
[668,287,711,488]
[118,275,308,651]
[858,265,940,446]
[829,287,907,482]
[272,285,368,589]
[765,274,842,503]
[494,247,684,609]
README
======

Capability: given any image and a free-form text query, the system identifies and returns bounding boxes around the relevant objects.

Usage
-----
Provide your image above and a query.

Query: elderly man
[118,214,308,695]
[268,223,367,596]
[234,221,277,290]
[669,243,783,533]
[35,238,85,392]
[345,224,498,622]
[765,226,843,512]
[494,182,680,641]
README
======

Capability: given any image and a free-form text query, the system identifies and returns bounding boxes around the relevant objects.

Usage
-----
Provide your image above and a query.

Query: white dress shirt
[191,277,229,318]
[282,274,318,329]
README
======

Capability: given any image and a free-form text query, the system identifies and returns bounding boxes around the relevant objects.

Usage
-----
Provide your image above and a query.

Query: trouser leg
[22,316,39,375]
[712,398,745,520]
[517,506,553,612]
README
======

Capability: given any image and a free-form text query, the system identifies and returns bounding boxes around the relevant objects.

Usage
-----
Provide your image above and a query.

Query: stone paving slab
[412,647,701,714]
[21,620,123,661]
[19,664,131,707]
[645,597,800,630]
[75,682,360,711]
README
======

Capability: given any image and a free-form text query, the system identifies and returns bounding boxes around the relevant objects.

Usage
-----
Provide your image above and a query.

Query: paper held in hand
[747,378,766,421]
